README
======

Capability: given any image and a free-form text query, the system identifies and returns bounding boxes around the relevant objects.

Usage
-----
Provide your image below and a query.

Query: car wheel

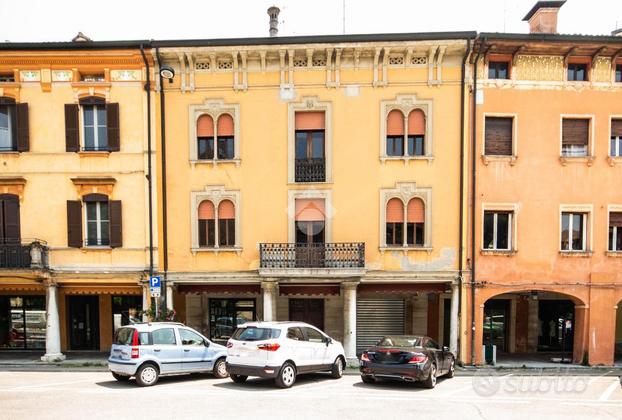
[135,363,159,387]
[361,375,376,384]
[275,362,296,388]
[422,363,437,389]
[111,372,130,382]
[213,358,229,379]
[230,374,248,383]
[446,357,455,378]
[330,357,344,379]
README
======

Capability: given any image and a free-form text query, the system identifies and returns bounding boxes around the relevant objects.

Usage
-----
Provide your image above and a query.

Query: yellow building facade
[0,41,156,358]
[155,33,473,361]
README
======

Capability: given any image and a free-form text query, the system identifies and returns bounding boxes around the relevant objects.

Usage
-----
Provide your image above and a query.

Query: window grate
[411,56,428,65]
[217,60,232,70]
[195,61,210,70]
[293,58,307,68]
[389,56,404,66]
[312,58,326,67]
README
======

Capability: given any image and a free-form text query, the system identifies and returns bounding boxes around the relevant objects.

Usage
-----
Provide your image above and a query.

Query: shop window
[111,295,142,334]
[0,295,46,349]
[209,299,256,343]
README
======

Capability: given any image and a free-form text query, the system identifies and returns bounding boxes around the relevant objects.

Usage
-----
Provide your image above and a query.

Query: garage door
[356,299,405,355]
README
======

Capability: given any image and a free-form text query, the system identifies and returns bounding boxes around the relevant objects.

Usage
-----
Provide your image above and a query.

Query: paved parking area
[0,370,621,419]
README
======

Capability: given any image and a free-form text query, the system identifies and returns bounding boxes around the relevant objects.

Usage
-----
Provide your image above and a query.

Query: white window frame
[379,182,432,251]
[380,94,433,162]
[609,116,622,159]
[559,115,595,162]
[608,205,622,253]
[188,99,240,165]
[481,203,518,253]
[287,189,332,243]
[190,185,241,253]
[483,212,513,251]
[481,113,518,164]
[81,104,107,151]
[0,105,14,151]
[559,204,592,253]
[288,96,332,183]
[84,200,110,247]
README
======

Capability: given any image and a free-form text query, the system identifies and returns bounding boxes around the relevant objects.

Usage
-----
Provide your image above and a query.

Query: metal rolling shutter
[356,299,404,355]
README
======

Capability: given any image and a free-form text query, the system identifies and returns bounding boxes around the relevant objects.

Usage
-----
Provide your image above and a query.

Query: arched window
[407,110,425,156]
[197,114,214,160]
[217,114,234,160]
[386,198,404,246]
[407,198,425,246]
[218,200,235,247]
[198,200,215,247]
[386,110,404,156]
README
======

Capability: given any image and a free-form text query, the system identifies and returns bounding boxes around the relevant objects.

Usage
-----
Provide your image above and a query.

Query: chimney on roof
[522,1,566,34]
[72,32,92,42]
[267,6,280,37]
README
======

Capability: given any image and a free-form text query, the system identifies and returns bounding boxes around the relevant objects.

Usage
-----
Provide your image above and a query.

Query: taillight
[226,341,233,348]
[131,347,139,359]
[257,343,280,351]
[407,353,428,364]
[131,329,139,346]
[360,352,370,362]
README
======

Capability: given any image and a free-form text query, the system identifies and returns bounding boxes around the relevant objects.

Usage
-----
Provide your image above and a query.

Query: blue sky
[0,0,619,42]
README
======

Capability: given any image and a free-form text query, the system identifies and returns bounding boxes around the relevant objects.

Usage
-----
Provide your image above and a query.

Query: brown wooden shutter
[611,119,622,137]
[109,200,122,248]
[485,117,513,155]
[65,104,79,152]
[562,119,589,146]
[16,103,29,152]
[1,195,21,243]
[106,103,120,152]
[67,200,82,248]
[610,212,622,227]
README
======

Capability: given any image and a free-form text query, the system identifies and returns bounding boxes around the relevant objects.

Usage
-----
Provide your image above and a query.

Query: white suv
[226,321,346,388]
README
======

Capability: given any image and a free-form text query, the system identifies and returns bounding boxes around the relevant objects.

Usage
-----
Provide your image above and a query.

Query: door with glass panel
[294,199,325,267]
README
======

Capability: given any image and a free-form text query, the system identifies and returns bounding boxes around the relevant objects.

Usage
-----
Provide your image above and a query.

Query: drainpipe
[470,39,483,365]
[458,37,472,362]
[155,47,169,313]
[139,44,154,279]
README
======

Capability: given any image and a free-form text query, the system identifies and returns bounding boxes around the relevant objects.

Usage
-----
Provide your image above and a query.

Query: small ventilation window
[312,58,326,67]
[195,62,210,71]
[217,60,232,70]
[411,56,428,66]
[81,73,105,82]
[389,56,404,66]
[293,58,307,68]
[0,73,15,83]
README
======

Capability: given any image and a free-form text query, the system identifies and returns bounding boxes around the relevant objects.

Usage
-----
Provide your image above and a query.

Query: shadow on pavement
[214,372,336,391]
[95,372,220,389]
[352,377,451,391]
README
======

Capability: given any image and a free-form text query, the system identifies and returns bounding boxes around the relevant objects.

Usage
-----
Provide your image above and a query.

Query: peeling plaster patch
[395,247,456,271]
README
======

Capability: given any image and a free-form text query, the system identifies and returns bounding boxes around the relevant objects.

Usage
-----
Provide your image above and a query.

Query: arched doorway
[481,290,585,366]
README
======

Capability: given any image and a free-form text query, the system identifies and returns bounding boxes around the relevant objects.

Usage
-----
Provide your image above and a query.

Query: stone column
[342,281,358,364]
[261,281,277,322]
[449,282,459,356]
[166,283,174,312]
[41,282,65,362]
[142,284,150,322]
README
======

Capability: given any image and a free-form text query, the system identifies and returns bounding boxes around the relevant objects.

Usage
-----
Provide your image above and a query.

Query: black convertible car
[359,335,455,388]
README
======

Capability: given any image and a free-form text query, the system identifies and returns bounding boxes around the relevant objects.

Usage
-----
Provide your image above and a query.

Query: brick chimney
[522,1,566,34]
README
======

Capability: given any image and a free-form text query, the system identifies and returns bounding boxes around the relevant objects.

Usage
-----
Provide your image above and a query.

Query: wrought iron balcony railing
[295,158,326,183]
[0,239,49,270]
[260,243,365,269]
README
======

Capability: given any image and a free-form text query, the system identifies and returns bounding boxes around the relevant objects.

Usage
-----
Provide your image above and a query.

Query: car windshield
[114,328,135,345]
[377,336,421,347]
[231,327,280,341]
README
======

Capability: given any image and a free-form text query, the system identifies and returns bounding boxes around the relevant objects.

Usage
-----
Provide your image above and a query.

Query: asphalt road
[0,370,621,420]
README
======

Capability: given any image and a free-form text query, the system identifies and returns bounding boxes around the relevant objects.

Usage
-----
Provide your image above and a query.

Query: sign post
[149,276,161,318]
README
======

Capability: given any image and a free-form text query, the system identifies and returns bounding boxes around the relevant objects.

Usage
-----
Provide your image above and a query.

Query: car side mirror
[442,346,449,352]
[204,340,210,347]
[325,337,332,346]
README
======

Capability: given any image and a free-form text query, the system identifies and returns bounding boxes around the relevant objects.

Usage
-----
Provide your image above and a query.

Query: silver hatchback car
[108,322,228,386]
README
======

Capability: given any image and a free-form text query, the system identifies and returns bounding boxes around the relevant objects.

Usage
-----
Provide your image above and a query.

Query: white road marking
[8,378,96,390]
[598,379,620,401]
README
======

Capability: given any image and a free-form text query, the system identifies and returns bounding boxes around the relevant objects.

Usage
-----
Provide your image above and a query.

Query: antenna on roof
[342,0,346,34]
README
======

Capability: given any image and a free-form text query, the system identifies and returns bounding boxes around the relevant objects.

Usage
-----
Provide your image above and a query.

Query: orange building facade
[466,28,622,366]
